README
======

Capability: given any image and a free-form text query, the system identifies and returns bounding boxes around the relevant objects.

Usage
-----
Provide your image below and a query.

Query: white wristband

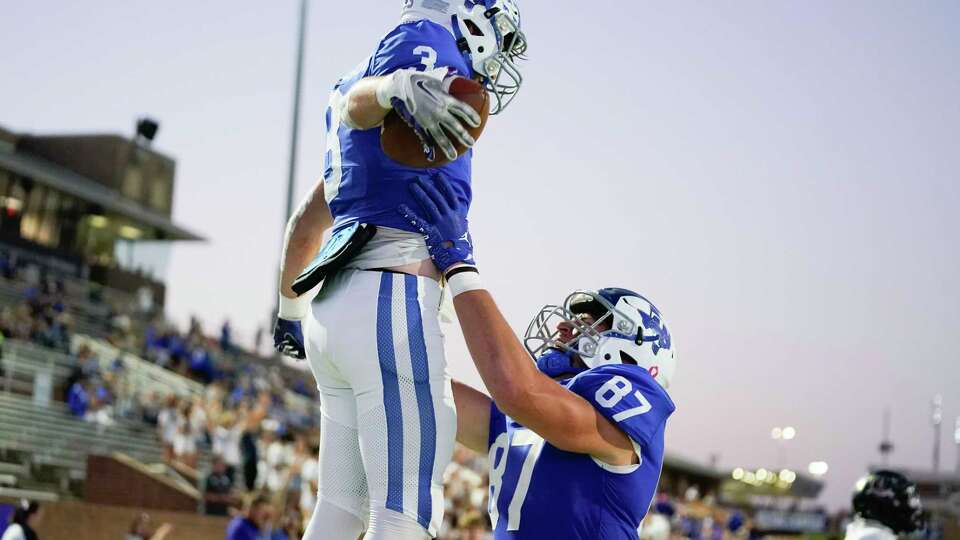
[376,73,398,109]
[278,293,311,320]
[447,269,483,298]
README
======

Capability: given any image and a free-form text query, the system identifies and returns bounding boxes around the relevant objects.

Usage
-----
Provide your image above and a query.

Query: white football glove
[377,67,481,162]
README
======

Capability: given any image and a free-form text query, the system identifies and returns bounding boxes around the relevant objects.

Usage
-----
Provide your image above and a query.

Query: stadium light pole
[954,416,960,474]
[270,0,309,354]
[285,0,309,223]
[932,394,943,473]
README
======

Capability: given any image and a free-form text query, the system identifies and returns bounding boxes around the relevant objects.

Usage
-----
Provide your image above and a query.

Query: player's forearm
[279,179,333,299]
[453,289,623,456]
[343,77,392,130]
[453,290,543,418]
[451,379,492,454]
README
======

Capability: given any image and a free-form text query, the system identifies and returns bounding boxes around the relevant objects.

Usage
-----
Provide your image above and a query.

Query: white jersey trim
[591,439,643,474]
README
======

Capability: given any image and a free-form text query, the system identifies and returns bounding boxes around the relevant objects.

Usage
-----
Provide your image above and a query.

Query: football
[381,76,490,168]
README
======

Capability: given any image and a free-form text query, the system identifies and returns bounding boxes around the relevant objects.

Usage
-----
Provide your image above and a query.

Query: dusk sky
[2,1,958,509]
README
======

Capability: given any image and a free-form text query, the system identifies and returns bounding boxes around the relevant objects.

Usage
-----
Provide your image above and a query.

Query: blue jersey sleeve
[368,20,472,77]
[488,400,507,449]
[567,365,676,448]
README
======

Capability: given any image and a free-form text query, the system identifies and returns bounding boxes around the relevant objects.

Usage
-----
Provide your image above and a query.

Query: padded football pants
[301,269,457,539]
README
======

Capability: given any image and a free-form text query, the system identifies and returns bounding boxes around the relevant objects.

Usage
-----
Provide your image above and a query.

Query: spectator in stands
[139,390,161,426]
[86,380,117,432]
[125,513,173,540]
[226,495,273,540]
[173,402,198,468]
[188,395,208,448]
[157,395,179,463]
[66,378,89,418]
[239,413,262,492]
[204,455,236,517]
[270,507,303,540]
[640,498,673,540]
[221,320,233,354]
[297,442,319,523]
[211,410,240,482]
[186,341,209,383]
[208,392,269,491]
[259,427,288,493]
[457,511,488,540]
[0,250,12,280]
[106,357,135,419]
[63,345,99,399]
[1,499,41,540]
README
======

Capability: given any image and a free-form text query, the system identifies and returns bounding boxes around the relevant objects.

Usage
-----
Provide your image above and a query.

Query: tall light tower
[284,0,309,223]
[954,416,960,474]
[932,394,943,472]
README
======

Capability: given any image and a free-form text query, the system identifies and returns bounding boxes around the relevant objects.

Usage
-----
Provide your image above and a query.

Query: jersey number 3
[414,45,437,71]
[595,375,652,421]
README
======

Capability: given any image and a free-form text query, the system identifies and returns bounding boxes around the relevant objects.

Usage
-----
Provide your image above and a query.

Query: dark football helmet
[852,470,925,534]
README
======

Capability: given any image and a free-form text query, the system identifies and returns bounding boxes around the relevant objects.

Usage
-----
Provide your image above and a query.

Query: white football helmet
[525,288,677,389]
[451,0,527,114]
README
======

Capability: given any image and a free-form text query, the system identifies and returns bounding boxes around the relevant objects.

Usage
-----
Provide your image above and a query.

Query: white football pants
[301,269,456,540]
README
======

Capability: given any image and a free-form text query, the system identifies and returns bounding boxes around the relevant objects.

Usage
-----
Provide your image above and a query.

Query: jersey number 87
[595,375,652,421]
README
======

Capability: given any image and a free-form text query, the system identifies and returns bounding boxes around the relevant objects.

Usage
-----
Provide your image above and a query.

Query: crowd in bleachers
[0,250,499,538]
[0,272,72,354]
[639,491,753,540]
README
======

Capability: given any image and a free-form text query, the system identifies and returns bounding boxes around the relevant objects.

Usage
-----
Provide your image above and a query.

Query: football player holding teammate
[275,1,525,539]
[275,1,678,539]
[400,175,676,539]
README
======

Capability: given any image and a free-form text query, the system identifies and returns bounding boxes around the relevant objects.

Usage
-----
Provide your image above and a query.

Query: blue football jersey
[487,364,676,539]
[323,20,475,232]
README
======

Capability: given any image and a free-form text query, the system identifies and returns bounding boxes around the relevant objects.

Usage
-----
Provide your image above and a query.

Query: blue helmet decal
[639,308,671,355]
[598,288,672,355]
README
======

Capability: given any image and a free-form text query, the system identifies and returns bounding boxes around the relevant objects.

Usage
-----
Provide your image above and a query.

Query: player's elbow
[344,86,386,131]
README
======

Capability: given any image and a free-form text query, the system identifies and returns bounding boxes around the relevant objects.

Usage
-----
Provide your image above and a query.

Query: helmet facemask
[523,298,610,360]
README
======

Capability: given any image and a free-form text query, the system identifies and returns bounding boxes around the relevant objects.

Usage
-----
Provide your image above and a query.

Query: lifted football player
[399,177,678,539]
[274,2,526,539]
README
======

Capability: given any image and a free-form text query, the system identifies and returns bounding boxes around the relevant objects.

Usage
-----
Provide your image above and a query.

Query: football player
[398,177,678,539]
[846,470,925,540]
[274,2,526,539]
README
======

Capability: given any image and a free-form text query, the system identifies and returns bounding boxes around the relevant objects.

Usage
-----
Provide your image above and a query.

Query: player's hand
[378,67,481,162]
[536,348,584,378]
[398,175,475,274]
[273,317,305,360]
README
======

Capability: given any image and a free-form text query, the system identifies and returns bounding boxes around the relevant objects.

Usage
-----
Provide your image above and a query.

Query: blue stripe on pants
[377,272,404,512]
[404,274,437,528]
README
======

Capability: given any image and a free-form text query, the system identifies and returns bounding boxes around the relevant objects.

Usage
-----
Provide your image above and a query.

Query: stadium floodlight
[779,469,797,483]
[756,468,769,481]
[771,427,783,440]
[89,215,108,228]
[119,225,143,240]
[782,426,797,440]
[732,468,745,481]
[808,461,829,476]
[136,117,160,143]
